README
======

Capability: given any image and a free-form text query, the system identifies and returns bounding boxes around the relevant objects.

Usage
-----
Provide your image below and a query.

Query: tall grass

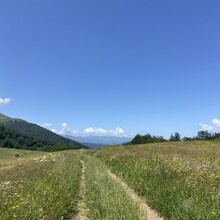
[91,141,220,219]
[83,155,142,220]
[0,151,81,220]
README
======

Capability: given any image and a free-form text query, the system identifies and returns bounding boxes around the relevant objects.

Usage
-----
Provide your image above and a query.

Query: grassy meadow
[90,141,220,219]
[0,150,81,220]
[83,155,141,220]
[1,140,220,219]
[0,147,46,160]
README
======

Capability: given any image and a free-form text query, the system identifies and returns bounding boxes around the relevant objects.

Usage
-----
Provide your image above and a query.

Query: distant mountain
[0,113,86,150]
[66,135,132,147]
[81,142,104,148]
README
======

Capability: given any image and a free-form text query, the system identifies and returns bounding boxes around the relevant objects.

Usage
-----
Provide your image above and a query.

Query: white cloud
[39,121,129,137]
[83,126,125,136]
[51,129,57,133]
[0,98,12,106]
[110,127,125,135]
[212,118,220,126]
[84,127,107,134]
[57,130,65,135]
[115,126,124,134]
[38,123,52,128]
[200,118,220,133]
[84,127,95,133]
[57,122,72,135]
[62,123,68,129]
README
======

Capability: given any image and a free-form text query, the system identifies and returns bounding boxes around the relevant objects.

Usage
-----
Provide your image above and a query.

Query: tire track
[72,160,88,220]
[107,170,163,220]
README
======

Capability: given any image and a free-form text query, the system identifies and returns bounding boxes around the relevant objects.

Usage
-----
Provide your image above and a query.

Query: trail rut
[107,170,163,220]
[71,160,88,220]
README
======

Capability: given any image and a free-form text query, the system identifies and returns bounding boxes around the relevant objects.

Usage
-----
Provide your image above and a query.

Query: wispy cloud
[200,118,220,133]
[0,98,12,106]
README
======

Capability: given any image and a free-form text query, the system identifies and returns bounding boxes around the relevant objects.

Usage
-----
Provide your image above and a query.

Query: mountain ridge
[0,113,11,122]
[0,113,87,149]
[66,135,132,147]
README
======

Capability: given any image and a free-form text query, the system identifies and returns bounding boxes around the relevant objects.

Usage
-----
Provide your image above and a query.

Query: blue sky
[1,0,220,138]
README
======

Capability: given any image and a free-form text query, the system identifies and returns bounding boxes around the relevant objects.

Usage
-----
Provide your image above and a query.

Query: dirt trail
[107,170,163,220]
[71,160,88,220]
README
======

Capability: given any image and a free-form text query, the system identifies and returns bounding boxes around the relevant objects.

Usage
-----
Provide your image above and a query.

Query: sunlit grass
[1,141,220,219]
[0,150,81,220]
[90,141,220,219]
[83,155,141,220]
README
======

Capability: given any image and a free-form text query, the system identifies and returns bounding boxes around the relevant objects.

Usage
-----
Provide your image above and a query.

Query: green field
[0,148,46,160]
[1,141,220,219]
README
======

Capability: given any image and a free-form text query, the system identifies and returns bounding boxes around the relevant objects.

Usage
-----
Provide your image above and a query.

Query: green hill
[0,113,87,150]
[0,126,85,151]
[0,113,11,123]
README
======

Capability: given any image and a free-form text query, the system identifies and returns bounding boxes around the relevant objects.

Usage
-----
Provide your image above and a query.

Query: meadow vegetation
[1,140,220,219]
[0,150,81,220]
[90,141,220,219]
[0,147,45,160]
[83,155,141,220]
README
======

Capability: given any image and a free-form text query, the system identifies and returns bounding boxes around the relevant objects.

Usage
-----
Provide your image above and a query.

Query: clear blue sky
[1,0,220,138]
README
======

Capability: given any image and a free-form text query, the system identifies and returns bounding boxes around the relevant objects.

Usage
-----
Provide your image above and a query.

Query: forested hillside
[0,126,84,151]
[0,113,86,150]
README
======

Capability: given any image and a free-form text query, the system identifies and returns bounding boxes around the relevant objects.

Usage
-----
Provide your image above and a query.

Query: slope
[0,113,86,149]
[0,113,11,123]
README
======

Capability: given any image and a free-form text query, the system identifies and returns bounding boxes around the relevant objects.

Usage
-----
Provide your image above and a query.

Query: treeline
[182,130,220,141]
[127,130,220,145]
[127,134,167,145]
[0,126,82,151]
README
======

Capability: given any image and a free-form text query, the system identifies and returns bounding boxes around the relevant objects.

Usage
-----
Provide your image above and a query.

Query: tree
[197,130,211,140]
[174,132,181,141]
[169,132,181,141]
[213,133,220,140]
[183,136,193,141]
[143,134,153,143]
[2,139,13,148]
[130,134,144,145]
[169,134,174,141]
